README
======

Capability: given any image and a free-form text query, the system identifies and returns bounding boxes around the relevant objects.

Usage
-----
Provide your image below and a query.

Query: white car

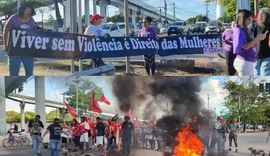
[101,22,125,37]
[160,26,168,34]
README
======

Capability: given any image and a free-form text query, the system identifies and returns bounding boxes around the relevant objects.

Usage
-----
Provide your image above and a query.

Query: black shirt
[121,121,134,137]
[96,122,105,136]
[47,123,62,140]
[28,120,44,135]
[254,25,270,59]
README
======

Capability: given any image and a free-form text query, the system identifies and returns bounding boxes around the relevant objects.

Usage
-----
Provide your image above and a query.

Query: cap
[91,14,104,22]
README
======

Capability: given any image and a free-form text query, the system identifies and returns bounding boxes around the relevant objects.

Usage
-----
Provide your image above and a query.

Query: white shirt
[85,25,105,37]
[81,121,90,130]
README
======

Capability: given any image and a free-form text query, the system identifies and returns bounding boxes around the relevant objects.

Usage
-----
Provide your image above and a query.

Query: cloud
[199,78,225,109]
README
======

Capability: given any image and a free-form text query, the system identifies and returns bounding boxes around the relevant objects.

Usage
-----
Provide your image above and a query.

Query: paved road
[0,133,268,156]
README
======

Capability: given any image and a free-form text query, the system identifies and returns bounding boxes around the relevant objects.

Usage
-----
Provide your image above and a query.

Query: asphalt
[0,133,268,156]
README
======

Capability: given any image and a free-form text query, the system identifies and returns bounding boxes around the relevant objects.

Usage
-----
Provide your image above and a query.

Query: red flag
[100,94,111,105]
[64,102,78,118]
[89,92,102,113]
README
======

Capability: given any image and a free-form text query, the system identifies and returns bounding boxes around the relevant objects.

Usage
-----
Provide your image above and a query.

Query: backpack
[32,120,41,135]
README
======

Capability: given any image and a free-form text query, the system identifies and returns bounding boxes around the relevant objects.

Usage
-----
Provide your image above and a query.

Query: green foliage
[185,15,209,24]
[6,111,20,123]
[107,15,124,23]
[222,77,270,126]
[46,109,73,121]
[65,77,104,112]
[45,14,54,24]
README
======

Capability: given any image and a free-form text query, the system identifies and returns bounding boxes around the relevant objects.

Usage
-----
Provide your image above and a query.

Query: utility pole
[173,2,176,21]
[238,95,241,125]
[205,2,210,19]
[208,94,210,110]
[70,0,77,74]
[254,0,259,15]
[17,0,21,12]
[124,0,130,74]
[164,0,167,24]
[160,8,162,22]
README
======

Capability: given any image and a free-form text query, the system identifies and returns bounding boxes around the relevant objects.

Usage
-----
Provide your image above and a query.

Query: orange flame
[173,124,204,156]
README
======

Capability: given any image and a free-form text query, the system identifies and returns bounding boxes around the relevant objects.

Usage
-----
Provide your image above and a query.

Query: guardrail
[69,64,116,76]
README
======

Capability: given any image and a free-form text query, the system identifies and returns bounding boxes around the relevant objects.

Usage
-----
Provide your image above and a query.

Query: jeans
[50,139,61,156]
[202,137,209,154]
[254,57,270,76]
[224,51,236,76]
[144,54,156,75]
[106,136,111,150]
[229,135,238,148]
[8,56,34,76]
[32,135,42,156]
[233,57,254,76]
[210,137,226,156]
[88,136,93,149]
[122,136,131,155]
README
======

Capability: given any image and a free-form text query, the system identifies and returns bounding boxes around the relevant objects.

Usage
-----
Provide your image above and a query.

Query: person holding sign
[2,3,36,76]
[233,9,266,76]
[138,17,157,76]
[85,14,109,68]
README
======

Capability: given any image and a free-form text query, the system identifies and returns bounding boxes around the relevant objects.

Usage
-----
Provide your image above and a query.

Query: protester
[138,16,157,76]
[84,14,108,68]
[199,118,211,155]
[105,120,112,150]
[42,118,69,156]
[222,21,237,76]
[254,7,270,76]
[28,115,44,156]
[121,116,134,156]
[88,117,95,150]
[210,116,227,156]
[111,121,118,149]
[2,3,36,76]
[95,117,106,153]
[71,119,81,149]
[228,118,241,152]
[233,9,266,76]
[80,116,90,152]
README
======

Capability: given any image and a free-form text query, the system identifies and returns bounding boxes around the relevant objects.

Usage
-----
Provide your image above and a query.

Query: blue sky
[6,76,229,116]
[33,0,217,23]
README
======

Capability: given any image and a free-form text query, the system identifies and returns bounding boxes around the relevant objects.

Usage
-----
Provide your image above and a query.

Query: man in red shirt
[88,117,95,150]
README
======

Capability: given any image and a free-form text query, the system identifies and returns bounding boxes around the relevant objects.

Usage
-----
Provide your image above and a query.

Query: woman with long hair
[138,16,157,76]
[2,3,36,76]
[233,9,266,76]
[71,118,81,149]
[222,21,237,75]
[254,7,270,76]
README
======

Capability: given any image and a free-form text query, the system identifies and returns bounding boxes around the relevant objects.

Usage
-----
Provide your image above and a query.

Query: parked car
[101,22,125,37]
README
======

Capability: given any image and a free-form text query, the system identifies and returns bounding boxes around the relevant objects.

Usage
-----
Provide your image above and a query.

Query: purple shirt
[232,26,256,62]
[138,27,156,38]
[5,14,36,30]
[222,29,233,52]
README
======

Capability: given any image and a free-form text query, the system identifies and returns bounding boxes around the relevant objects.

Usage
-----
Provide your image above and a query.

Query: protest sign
[8,29,223,59]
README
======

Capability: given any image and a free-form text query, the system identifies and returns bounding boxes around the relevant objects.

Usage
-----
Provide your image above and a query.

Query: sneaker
[228,148,231,151]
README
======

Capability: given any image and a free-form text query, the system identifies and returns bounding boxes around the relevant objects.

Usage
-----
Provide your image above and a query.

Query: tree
[6,111,20,123]
[46,109,73,121]
[25,111,36,122]
[0,0,52,31]
[222,77,270,131]
[107,15,124,23]
[65,77,104,113]
[45,14,54,25]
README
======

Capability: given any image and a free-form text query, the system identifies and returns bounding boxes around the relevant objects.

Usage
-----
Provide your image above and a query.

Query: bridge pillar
[63,0,71,29]
[85,0,90,26]
[20,102,25,130]
[99,0,109,22]
[35,77,46,128]
[0,77,6,135]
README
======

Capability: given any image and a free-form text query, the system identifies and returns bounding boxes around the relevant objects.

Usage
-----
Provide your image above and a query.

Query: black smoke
[111,76,212,147]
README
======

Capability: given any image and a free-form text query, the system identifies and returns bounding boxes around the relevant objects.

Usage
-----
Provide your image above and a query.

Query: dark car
[191,24,203,33]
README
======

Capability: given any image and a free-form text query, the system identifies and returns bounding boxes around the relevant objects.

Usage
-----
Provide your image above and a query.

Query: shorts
[96,136,104,145]
[80,133,89,142]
